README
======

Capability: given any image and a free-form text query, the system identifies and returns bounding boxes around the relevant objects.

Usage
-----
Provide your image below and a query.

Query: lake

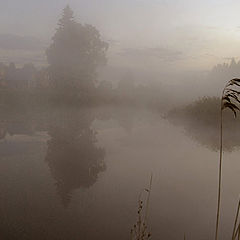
[0,105,239,240]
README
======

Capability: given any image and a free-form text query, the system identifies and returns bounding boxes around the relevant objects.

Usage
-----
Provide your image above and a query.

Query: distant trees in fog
[0,62,38,90]
[210,58,240,81]
[0,6,110,105]
[46,5,108,98]
[0,6,165,108]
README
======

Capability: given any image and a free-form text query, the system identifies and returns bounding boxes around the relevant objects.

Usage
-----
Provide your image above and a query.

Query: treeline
[0,65,165,110]
[0,6,167,110]
[210,58,240,84]
[167,96,240,151]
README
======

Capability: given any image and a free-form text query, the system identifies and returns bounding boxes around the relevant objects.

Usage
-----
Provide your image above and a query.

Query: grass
[232,199,240,240]
[215,78,240,240]
[131,175,152,240]
[134,79,240,240]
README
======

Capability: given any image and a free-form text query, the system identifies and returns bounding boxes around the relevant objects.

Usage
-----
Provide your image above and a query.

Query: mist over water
[0,105,240,240]
[1,2,240,240]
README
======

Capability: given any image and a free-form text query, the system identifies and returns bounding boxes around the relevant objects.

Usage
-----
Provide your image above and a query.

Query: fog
[2,1,240,100]
[1,1,240,240]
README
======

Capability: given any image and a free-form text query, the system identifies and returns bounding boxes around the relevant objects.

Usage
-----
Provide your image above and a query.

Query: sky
[1,0,240,71]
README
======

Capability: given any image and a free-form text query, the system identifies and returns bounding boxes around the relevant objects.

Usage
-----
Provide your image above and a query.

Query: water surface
[0,105,239,240]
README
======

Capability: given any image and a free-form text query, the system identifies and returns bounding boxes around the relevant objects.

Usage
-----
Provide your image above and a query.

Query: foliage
[222,78,240,117]
[46,5,108,97]
[131,176,152,240]
[215,78,240,240]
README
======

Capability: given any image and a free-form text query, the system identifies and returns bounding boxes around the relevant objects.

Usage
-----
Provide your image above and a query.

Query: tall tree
[46,5,108,97]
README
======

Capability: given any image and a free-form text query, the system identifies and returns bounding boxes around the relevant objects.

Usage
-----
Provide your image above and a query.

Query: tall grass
[131,175,152,240]
[215,78,240,240]
[130,79,240,240]
[232,199,240,240]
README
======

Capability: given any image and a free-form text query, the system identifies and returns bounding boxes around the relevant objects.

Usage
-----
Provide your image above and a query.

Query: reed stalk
[232,199,240,240]
[215,103,223,240]
[131,175,152,240]
[215,78,240,240]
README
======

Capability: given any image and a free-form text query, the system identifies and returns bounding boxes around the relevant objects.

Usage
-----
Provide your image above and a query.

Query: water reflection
[0,118,35,139]
[1,105,236,239]
[45,109,106,207]
[0,121,7,140]
[167,107,240,152]
[0,108,106,207]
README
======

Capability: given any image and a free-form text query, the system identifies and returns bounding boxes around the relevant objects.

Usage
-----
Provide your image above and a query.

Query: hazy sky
[1,0,240,70]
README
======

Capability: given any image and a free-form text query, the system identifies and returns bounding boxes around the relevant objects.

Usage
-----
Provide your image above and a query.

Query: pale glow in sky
[1,0,240,70]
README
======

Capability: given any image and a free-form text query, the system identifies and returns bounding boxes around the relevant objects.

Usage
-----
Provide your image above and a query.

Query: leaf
[233,82,240,87]
[226,82,233,87]
[226,89,240,95]
[227,79,240,87]
[232,78,240,82]
[222,102,239,117]
[228,102,239,110]
[226,79,236,87]
[222,96,231,103]
[228,93,240,104]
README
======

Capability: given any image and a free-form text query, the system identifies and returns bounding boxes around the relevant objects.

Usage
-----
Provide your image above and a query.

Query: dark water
[0,106,240,240]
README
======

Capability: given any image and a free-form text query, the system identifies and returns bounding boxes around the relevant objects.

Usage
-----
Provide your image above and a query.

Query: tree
[46,5,108,98]
[45,109,106,207]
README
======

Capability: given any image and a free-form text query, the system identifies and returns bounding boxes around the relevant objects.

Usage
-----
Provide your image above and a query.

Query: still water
[0,105,240,240]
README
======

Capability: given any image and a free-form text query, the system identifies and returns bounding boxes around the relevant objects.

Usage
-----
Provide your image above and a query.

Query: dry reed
[131,175,152,240]
[215,78,240,240]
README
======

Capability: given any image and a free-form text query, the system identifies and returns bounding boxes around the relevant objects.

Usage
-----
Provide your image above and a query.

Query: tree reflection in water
[45,109,106,207]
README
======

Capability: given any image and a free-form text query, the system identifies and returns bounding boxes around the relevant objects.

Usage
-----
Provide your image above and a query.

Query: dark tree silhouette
[45,109,106,207]
[46,5,108,99]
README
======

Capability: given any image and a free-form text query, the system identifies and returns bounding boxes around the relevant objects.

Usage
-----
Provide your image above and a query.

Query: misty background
[1,0,240,104]
[2,1,240,240]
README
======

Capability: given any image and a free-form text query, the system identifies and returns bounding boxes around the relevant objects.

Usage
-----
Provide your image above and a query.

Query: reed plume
[215,78,240,240]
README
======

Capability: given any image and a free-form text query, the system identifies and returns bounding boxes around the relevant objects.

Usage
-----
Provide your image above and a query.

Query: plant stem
[144,174,152,224]
[232,199,240,240]
[215,100,223,240]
